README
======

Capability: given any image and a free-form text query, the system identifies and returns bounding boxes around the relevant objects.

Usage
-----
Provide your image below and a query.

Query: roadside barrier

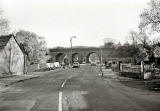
[119,62,153,79]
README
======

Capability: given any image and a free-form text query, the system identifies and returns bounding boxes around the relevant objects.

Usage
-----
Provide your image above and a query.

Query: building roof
[0,34,12,50]
[0,34,26,54]
[0,34,30,62]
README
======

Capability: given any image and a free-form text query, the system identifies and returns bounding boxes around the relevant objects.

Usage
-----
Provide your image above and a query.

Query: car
[53,62,61,68]
[80,61,86,65]
[72,62,80,68]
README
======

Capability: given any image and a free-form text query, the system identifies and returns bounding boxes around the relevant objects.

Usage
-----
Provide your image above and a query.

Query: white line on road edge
[61,80,66,88]
[59,92,63,111]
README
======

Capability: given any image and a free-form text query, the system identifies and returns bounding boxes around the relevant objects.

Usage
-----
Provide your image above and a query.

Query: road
[0,65,160,111]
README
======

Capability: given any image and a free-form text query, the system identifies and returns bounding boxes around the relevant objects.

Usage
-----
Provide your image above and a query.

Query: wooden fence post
[121,64,123,72]
[119,61,122,70]
[119,63,123,76]
[141,61,144,79]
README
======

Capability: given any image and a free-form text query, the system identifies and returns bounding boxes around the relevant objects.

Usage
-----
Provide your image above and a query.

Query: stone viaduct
[49,47,119,64]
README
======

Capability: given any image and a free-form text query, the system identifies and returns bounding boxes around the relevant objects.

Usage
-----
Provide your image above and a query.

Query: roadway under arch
[72,53,79,62]
[72,53,85,63]
[55,53,67,64]
[86,52,100,63]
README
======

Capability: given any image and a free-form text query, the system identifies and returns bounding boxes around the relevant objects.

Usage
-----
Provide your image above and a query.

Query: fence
[119,62,153,79]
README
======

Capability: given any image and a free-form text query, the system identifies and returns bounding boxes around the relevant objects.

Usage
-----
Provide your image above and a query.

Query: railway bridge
[49,47,117,64]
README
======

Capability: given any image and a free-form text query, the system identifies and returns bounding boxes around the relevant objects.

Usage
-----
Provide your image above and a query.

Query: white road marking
[59,92,63,111]
[61,75,73,88]
[61,80,66,88]
[59,75,73,111]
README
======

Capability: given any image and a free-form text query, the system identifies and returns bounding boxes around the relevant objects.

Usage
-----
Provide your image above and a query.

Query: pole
[101,48,103,64]
[70,36,76,67]
[70,38,72,66]
[100,48,103,77]
[141,61,144,79]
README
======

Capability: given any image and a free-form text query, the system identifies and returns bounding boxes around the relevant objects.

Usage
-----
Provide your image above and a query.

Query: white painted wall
[0,36,24,76]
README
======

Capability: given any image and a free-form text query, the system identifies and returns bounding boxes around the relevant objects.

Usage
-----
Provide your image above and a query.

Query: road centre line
[61,80,66,88]
[59,92,62,111]
[59,75,73,111]
[61,75,73,88]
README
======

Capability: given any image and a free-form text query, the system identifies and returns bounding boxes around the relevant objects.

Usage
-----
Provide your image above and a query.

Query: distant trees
[102,35,140,60]
[116,42,140,63]
[0,9,9,35]
[103,38,115,49]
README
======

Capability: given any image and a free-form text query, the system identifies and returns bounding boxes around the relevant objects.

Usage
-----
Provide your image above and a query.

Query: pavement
[102,67,134,80]
[0,65,160,111]
[102,67,160,92]
[0,68,65,88]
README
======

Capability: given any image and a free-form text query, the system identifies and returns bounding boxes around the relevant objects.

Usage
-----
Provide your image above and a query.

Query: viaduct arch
[49,47,117,64]
[86,52,100,63]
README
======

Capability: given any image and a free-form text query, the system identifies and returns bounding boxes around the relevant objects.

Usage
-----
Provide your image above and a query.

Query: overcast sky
[0,0,150,48]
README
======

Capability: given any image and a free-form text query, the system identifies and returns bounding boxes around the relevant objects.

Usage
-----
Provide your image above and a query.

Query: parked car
[72,62,80,68]
[53,62,61,68]
[80,61,86,65]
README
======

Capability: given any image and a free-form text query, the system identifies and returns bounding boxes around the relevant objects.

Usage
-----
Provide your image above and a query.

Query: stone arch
[55,53,66,64]
[72,53,84,63]
[86,52,100,63]
[72,53,79,63]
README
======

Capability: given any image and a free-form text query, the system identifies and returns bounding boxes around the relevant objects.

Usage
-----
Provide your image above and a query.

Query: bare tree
[127,30,138,48]
[139,0,160,33]
[38,36,48,63]
[152,36,160,44]
[15,30,47,64]
[138,31,150,48]
[103,38,115,49]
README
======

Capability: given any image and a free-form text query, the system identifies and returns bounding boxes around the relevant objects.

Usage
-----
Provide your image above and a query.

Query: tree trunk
[8,44,12,74]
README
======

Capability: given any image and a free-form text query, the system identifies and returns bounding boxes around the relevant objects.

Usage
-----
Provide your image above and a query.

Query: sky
[0,0,150,48]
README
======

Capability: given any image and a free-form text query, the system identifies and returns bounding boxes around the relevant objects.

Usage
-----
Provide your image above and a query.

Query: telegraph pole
[101,48,103,65]
[100,47,103,77]
[70,36,77,66]
[100,48,103,77]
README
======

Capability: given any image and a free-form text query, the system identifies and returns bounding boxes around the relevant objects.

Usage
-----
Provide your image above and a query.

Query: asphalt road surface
[0,65,160,111]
